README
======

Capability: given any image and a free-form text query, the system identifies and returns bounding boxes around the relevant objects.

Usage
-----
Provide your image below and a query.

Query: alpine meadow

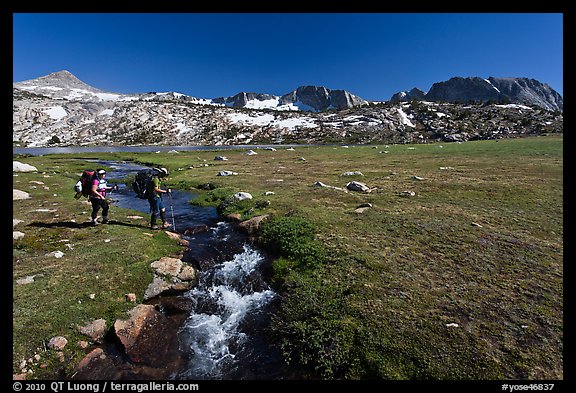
[13,135,563,380]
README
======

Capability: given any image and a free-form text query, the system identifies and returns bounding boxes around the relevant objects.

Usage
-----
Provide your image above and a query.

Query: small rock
[77,341,90,349]
[233,192,252,201]
[16,275,36,285]
[48,336,68,350]
[346,181,370,193]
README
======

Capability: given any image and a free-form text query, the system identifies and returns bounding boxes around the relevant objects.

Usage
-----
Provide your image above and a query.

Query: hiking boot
[91,220,99,226]
[150,224,159,230]
[161,222,172,229]
[102,217,109,224]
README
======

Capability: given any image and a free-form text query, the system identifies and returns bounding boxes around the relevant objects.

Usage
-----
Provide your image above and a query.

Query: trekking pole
[168,190,176,231]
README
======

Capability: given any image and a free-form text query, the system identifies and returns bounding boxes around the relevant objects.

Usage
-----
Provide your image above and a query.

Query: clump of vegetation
[190,186,235,207]
[258,216,325,271]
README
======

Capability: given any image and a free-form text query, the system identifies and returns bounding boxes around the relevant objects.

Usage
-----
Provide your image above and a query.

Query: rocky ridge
[392,76,563,112]
[13,71,563,148]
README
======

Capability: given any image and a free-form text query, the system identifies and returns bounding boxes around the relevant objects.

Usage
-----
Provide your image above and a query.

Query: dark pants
[148,195,167,226]
[90,198,109,220]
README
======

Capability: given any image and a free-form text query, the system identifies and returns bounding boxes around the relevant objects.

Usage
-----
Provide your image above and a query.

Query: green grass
[12,163,182,378]
[13,135,563,379]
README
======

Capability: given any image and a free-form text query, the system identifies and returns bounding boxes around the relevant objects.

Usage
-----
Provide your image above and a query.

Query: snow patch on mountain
[44,106,67,121]
[397,108,415,127]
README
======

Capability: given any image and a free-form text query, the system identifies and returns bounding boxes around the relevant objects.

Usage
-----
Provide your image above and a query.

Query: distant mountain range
[12,71,563,148]
[13,70,562,112]
[390,76,563,112]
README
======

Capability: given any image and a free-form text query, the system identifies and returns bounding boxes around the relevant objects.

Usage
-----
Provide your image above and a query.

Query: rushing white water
[179,243,275,379]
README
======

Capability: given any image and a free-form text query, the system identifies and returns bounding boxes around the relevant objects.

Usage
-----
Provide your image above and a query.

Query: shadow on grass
[27,220,146,229]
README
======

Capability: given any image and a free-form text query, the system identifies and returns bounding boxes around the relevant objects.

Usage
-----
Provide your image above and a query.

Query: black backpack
[132,169,155,199]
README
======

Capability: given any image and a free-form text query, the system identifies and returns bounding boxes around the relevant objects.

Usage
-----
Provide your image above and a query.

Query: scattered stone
[48,336,68,350]
[125,293,137,303]
[238,215,270,236]
[46,251,64,258]
[13,219,23,227]
[151,257,183,277]
[13,161,38,172]
[341,171,364,176]
[439,166,455,170]
[264,147,277,151]
[346,181,371,193]
[13,231,25,240]
[77,341,90,349]
[446,323,459,328]
[214,155,228,161]
[399,190,416,197]
[16,275,36,285]
[225,213,242,222]
[233,192,252,201]
[89,294,96,299]
[13,189,31,200]
[412,176,424,181]
[264,191,275,195]
[286,147,295,151]
[298,157,306,161]
[78,319,107,341]
[357,203,373,208]
[76,348,106,370]
[245,150,258,155]
[144,277,173,301]
[177,266,197,282]
[471,222,483,227]
[217,170,237,176]
[313,181,345,191]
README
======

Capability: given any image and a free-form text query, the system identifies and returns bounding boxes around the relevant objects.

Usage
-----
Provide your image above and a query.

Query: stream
[98,160,290,380]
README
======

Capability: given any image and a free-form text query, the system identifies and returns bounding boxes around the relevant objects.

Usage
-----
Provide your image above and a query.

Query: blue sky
[13,13,563,101]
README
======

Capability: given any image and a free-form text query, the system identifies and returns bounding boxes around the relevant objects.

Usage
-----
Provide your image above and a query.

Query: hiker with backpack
[89,169,118,225]
[146,167,172,229]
